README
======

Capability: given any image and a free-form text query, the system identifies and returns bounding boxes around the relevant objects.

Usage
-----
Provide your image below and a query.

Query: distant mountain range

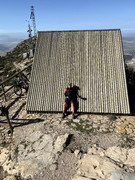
[0,44,16,56]
[122,35,135,50]
[0,33,27,56]
[122,34,135,65]
[0,32,135,57]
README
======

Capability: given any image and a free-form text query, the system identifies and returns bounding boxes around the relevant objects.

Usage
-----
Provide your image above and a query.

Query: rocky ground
[0,92,135,180]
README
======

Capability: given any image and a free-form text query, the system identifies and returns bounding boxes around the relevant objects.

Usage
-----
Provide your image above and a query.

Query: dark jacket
[64,87,76,99]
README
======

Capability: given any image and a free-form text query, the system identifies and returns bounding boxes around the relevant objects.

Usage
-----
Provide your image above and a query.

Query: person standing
[62,83,76,119]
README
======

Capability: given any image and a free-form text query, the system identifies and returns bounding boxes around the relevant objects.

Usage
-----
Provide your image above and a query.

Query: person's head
[68,83,72,88]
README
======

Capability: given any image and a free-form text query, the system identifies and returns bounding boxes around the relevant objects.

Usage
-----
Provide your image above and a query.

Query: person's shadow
[65,85,87,117]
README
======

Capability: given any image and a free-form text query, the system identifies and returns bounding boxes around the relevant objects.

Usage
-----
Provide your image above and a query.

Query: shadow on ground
[125,65,135,115]
[11,102,26,119]
[0,118,44,128]
[0,93,44,128]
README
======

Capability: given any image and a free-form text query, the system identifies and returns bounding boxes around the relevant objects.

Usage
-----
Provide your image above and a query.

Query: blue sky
[0,0,135,39]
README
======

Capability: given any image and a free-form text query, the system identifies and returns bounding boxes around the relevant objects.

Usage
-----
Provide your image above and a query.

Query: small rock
[92,124,98,128]
[62,120,68,124]
[3,175,16,180]
[72,124,77,128]
[0,127,4,130]
[79,115,88,120]
[74,150,80,158]
[126,128,133,134]
[52,120,60,126]
[68,115,74,120]
[73,119,80,123]
[127,167,135,173]
[49,163,57,171]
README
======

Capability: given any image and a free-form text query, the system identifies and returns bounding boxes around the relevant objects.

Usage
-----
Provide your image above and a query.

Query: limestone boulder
[105,146,127,163]
[2,131,70,179]
[77,154,120,179]
[54,133,69,153]
[125,148,135,166]
[73,147,135,180]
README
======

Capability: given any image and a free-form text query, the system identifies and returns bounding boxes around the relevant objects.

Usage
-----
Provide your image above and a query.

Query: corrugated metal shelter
[26,29,130,114]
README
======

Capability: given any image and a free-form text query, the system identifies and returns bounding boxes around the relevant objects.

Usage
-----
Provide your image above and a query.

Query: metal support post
[1,106,13,135]
[1,84,7,102]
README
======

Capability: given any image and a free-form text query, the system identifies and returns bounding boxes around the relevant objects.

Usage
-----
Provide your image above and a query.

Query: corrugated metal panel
[26,29,130,114]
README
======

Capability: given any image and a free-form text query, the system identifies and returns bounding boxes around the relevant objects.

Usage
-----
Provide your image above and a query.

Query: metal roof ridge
[37,29,121,33]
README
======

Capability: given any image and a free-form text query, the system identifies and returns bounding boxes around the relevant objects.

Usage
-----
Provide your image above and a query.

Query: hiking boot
[62,113,65,119]
[72,114,75,119]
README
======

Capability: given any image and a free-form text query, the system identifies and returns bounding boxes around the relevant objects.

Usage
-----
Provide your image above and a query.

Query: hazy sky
[0,0,135,38]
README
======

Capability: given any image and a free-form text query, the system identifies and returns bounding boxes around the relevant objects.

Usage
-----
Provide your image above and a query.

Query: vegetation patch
[65,119,73,126]
[14,146,19,155]
[65,119,95,134]
[109,115,117,121]
[121,136,135,148]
